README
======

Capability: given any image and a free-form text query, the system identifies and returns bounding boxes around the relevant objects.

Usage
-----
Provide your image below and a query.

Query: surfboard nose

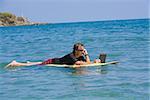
[99,53,107,63]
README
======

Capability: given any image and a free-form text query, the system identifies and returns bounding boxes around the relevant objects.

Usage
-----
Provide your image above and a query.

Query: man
[6,43,93,67]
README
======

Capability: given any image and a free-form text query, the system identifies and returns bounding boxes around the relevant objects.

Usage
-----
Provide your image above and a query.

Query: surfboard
[45,61,119,68]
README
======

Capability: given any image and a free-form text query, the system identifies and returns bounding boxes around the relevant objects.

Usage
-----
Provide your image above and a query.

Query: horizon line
[46,18,149,25]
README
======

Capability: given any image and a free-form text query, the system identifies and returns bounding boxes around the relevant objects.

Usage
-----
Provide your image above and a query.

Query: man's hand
[82,49,88,56]
[75,61,86,65]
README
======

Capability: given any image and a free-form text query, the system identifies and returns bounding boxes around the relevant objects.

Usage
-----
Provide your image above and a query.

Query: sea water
[0,19,149,100]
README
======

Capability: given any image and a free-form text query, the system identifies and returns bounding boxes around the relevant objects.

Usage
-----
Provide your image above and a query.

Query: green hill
[0,12,31,26]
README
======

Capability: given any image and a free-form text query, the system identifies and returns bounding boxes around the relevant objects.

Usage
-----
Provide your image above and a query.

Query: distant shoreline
[12,22,49,27]
[0,12,49,27]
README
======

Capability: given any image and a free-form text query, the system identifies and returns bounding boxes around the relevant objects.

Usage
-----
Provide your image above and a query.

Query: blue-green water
[0,19,149,100]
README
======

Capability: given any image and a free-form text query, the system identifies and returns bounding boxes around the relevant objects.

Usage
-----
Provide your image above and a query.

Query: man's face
[77,46,84,55]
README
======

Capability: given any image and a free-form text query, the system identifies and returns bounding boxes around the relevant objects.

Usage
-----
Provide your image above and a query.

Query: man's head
[73,42,84,55]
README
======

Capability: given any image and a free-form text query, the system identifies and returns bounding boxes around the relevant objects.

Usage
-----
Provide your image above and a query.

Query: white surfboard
[45,61,119,68]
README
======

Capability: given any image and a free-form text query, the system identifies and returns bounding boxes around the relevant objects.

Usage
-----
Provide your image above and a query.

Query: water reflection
[71,67,108,75]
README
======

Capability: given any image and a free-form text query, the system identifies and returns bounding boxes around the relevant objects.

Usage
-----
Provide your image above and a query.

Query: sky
[0,0,149,23]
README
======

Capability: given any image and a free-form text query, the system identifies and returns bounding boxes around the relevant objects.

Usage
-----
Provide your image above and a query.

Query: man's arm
[75,49,91,65]
[74,48,91,65]
[84,54,91,64]
[83,49,91,64]
[75,61,89,65]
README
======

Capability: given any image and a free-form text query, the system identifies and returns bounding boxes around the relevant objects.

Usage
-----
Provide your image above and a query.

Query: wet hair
[73,42,84,54]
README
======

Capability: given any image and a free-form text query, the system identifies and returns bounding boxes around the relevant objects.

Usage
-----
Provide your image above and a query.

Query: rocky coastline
[0,12,48,27]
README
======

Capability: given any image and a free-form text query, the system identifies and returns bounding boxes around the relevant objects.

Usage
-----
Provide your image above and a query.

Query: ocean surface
[0,19,149,100]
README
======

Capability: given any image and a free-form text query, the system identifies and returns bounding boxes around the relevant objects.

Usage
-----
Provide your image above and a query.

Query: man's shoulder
[63,52,73,58]
[67,52,75,58]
